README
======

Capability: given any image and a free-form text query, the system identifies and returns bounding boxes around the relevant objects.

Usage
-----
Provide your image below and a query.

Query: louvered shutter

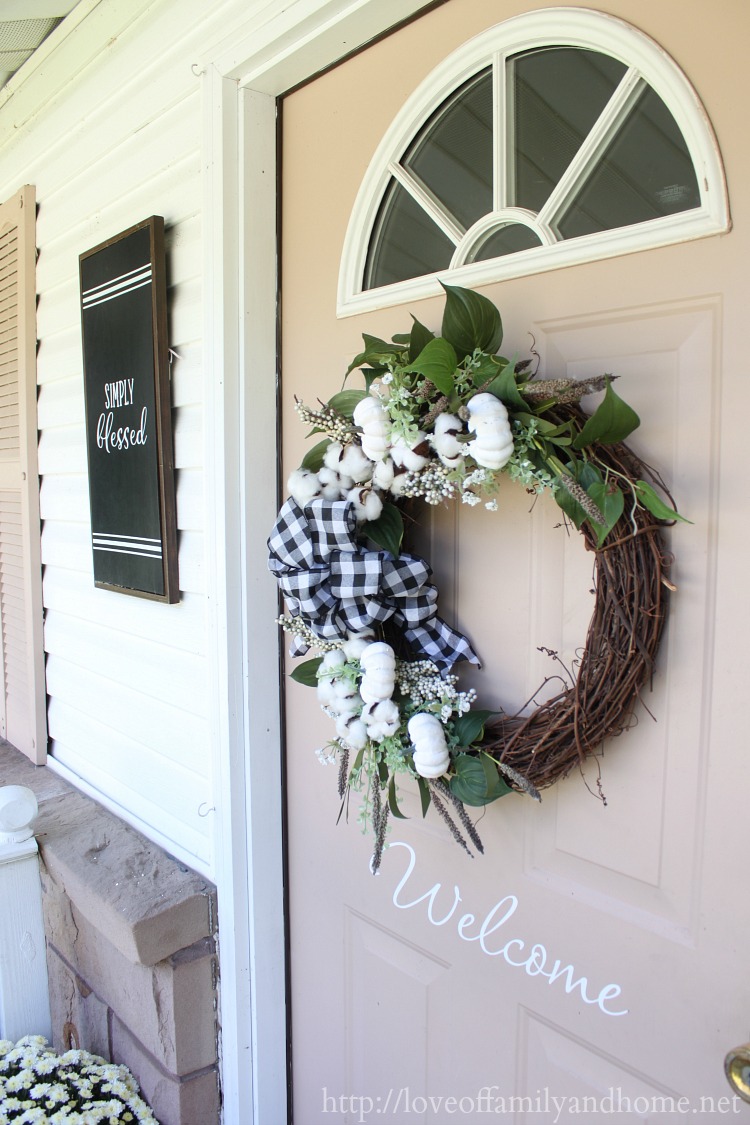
[0,186,46,763]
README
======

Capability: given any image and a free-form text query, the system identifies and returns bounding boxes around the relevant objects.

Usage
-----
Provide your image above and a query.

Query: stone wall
[0,743,220,1125]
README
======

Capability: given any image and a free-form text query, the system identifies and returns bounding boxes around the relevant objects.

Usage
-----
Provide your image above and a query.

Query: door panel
[280,2,748,1121]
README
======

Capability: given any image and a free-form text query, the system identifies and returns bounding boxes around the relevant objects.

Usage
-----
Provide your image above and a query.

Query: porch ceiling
[0,0,80,89]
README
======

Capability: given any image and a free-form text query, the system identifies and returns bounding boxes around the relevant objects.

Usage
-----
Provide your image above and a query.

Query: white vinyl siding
[0,185,46,765]
[0,0,257,875]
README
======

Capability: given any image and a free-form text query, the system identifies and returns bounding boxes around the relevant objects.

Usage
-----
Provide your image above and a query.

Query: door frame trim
[202,4,437,1121]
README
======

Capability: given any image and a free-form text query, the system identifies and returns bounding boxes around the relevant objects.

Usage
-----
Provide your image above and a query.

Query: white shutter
[0,186,46,763]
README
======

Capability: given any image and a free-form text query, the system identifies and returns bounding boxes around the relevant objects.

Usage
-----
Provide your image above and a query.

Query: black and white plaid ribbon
[268,497,479,671]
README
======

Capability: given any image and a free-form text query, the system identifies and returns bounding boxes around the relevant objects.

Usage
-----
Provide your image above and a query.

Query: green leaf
[483,358,527,410]
[452,709,498,749]
[417,776,431,818]
[449,753,512,807]
[440,283,503,359]
[471,353,509,385]
[365,502,404,557]
[300,439,331,472]
[328,390,366,419]
[409,316,436,362]
[634,480,691,523]
[572,378,640,449]
[388,777,408,819]
[405,337,457,396]
[554,484,587,529]
[480,755,513,800]
[290,657,323,687]
[346,333,404,375]
[587,481,625,547]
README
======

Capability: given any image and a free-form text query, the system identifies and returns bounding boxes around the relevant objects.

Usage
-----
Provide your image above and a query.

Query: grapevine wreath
[268,285,685,873]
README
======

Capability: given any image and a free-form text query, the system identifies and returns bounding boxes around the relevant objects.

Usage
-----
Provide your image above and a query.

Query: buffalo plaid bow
[268,497,479,671]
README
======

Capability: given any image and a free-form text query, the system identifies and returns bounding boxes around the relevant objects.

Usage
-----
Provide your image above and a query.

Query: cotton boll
[439,452,465,470]
[321,650,346,673]
[389,471,410,497]
[332,679,361,713]
[347,487,383,522]
[432,414,467,469]
[316,679,338,708]
[287,468,321,507]
[323,442,345,470]
[372,458,395,490]
[340,442,375,484]
[364,722,389,742]
[335,715,369,750]
[341,635,371,661]
[317,466,348,501]
[363,699,400,737]
[391,433,430,472]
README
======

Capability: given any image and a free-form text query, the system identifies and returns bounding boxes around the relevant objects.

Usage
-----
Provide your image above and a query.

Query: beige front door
[280,2,749,1121]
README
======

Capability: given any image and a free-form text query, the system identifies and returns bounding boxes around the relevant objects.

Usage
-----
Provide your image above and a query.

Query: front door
[280,2,748,1121]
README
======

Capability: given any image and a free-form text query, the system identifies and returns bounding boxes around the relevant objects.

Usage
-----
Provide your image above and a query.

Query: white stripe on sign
[82,272,152,309]
[93,534,162,558]
[82,263,150,299]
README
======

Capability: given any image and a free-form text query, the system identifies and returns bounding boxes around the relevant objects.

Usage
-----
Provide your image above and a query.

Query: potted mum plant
[0,1036,159,1124]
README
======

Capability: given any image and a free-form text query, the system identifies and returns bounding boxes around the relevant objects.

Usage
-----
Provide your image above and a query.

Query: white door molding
[202,4,436,1121]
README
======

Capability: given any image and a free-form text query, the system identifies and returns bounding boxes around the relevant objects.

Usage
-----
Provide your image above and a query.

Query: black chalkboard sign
[79,217,178,601]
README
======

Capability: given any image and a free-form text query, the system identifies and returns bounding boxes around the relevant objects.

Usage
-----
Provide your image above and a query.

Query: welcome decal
[387,841,628,1017]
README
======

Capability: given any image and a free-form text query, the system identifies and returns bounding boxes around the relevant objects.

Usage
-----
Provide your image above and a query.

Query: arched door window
[338,10,728,315]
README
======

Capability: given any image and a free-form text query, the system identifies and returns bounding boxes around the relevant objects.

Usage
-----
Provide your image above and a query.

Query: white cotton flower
[317,466,350,500]
[389,471,410,497]
[341,633,374,660]
[362,699,400,740]
[431,413,463,456]
[390,432,430,471]
[316,679,337,708]
[323,441,345,469]
[287,467,321,507]
[335,714,369,750]
[331,680,361,713]
[339,442,374,483]
[321,650,346,672]
[372,457,395,490]
[324,441,374,484]
[346,486,383,522]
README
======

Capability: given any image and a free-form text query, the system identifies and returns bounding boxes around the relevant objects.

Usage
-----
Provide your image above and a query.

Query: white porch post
[0,786,51,1042]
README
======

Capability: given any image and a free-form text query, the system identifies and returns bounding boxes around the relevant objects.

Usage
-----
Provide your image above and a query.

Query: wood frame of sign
[79,216,179,602]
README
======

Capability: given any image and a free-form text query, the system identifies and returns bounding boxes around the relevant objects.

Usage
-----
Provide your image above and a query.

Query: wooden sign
[79,217,178,601]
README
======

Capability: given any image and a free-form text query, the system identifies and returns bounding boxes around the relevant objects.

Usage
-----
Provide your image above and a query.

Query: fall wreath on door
[268,286,685,872]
